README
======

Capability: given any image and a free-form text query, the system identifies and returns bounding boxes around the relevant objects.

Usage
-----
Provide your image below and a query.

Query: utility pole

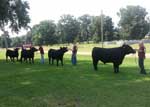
[101,10,104,48]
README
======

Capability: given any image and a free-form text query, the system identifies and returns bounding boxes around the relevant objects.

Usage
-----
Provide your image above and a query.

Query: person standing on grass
[137,41,146,74]
[71,43,78,65]
[39,45,44,64]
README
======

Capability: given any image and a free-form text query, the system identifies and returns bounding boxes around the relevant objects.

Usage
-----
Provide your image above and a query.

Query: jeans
[71,54,77,65]
[138,58,146,74]
[40,54,44,64]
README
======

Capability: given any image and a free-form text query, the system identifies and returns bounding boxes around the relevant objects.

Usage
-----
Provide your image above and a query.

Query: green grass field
[0,45,150,107]
[42,43,150,53]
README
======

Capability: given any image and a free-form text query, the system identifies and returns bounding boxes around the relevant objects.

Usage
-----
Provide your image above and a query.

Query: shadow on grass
[1,57,150,107]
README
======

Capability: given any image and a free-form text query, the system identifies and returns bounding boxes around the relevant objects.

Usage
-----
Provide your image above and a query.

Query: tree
[0,0,30,32]
[91,16,101,42]
[11,36,23,47]
[78,14,92,43]
[91,15,114,42]
[32,20,57,45]
[113,28,121,40]
[103,16,114,41]
[0,0,30,48]
[31,24,42,45]
[0,31,11,48]
[118,5,149,39]
[58,14,80,43]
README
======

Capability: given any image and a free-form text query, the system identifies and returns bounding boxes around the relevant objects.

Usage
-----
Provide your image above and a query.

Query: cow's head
[122,44,136,54]
[60,47,68,53]
[30,47,38,52]
[14,47,20,51]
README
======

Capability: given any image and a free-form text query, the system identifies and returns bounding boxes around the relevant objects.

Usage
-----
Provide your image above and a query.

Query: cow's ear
[122,44,126,49]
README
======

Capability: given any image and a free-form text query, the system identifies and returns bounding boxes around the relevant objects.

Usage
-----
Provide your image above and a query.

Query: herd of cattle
[6,47,68,65]
[5,44,136,73]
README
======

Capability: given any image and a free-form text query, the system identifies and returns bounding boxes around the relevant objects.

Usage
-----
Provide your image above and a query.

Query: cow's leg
[49,57,51,64]
[113,63,116,73]
[20,57,22,63]
[24,58,27,63]
[32,57,34,64]
[113,63,119,73]
[116,65,119,73]
[10,57,13,62]
[61,59,63,66]
[26,58,28,63]
[29,58,31,64]
[57,59,59,66]
[24,58,26,63]
[52,59,54,65]
[17,57,18,61]
[12,57,15,62]
[93,59,98,70]
[6,56,8,62]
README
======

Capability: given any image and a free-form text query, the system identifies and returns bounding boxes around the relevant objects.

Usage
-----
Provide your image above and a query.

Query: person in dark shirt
[137,41,146,74]
[71,44,78,65]
[39,45,44,64]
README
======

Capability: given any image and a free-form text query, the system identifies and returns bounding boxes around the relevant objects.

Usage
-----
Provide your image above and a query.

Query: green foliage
[5,5,150,46]
[118,5,149,39]
[78,14,92,42]
[0,0,30,48]
[32,20,58,45]
[58,14,80,43]
[11,36,23,47]
[0,0,30,32]
[113,28,121,40]
[32,33,43,45]
[91,16,102,42]
[103,16,114,41]
[0,32,11,48]
[91,15,114,42]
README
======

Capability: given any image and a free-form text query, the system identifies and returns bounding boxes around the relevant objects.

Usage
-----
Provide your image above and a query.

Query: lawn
[1,43,150,53]
[0,46,150,107]
[43,43,150,53]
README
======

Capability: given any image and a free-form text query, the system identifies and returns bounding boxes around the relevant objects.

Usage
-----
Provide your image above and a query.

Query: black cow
[48,47,68,66]
[6,48,20,62]
[92,44,136,73]
[20,47,38,63]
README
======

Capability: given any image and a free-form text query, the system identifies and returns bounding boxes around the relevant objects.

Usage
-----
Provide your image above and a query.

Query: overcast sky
[28,0,150,26]
[1,0,150,36]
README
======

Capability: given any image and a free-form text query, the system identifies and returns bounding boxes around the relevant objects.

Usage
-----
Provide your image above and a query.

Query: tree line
[0,2,150,47]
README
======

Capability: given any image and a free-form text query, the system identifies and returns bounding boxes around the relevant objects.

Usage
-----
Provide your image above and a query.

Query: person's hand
[68,48,72,51]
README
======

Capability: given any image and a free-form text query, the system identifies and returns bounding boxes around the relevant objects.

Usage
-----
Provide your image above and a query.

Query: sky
[1,0,150,37]
[28,0,150,26]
